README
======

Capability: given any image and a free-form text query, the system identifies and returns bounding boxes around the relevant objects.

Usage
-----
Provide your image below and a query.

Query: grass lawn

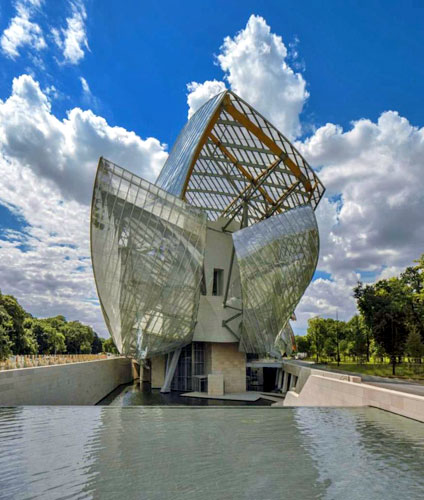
[316,362,424,382]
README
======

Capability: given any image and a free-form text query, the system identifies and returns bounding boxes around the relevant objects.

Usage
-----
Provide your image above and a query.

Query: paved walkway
[289,359,424,398]
[181,391,261,401]
[181,391,285,403]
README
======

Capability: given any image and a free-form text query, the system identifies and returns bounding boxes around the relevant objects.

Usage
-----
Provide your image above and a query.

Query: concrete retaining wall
[283,373,424,423]
[0,357,134,406]
[281,360,360,394]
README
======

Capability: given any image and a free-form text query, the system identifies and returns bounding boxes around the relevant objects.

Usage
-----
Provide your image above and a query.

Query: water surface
[98,382,272,406]
[0,407,423,499]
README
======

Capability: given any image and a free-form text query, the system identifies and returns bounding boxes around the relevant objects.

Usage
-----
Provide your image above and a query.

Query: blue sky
[0,0,423,335]
[1,1,423,142]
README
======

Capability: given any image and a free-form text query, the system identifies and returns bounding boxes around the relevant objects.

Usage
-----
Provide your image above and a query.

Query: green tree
[294,335,311,356]
[91,333,104,354]
[103,337,118,354]
[404,325,424,363]
[400,257,424,338]
[64,321,94,354]
[26,318,65,354]
[307,317,327,363]
[0,325,12,361]
[347,315,368,363]
[45,327,66,354]
[355,278,411,375]
[0,292,27,354]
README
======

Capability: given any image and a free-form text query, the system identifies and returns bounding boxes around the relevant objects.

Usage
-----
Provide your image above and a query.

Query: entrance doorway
[262,367,277,392]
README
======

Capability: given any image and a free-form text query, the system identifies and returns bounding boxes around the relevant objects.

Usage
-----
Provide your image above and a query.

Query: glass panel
[171,344,192,391]
[91,158,207,359]
[233,205,319,355]
[193,342,205,375]
[156,92,226,197]
[275,322,296,357]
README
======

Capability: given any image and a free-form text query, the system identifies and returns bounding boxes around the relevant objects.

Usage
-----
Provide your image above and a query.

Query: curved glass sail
[156,92,226,196]
[156,90,325,225]
[91,158,207,359]
[233,205,319,354]
[91,90,325,362]
[275,322,296,357]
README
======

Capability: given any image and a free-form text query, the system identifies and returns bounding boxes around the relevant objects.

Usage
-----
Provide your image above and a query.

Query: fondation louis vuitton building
[91,90,325,394]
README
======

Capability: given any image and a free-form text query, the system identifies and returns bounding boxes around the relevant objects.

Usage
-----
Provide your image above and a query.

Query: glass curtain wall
[91,158,207,359]
[233,205,319,355]
[170,342,206,392]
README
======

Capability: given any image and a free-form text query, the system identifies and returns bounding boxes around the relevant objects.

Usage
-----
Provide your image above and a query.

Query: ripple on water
[0,406,423,500]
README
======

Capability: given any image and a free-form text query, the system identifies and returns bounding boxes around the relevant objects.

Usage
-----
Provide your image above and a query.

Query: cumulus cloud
[0,74,168,204]
[0,74,168,334]
[295,274,359,331]
[0,167,102,332]
[187,15,309,138]
[298,112,424,276]
[291,110,424,332]
[52,0,88,65]
[0,0,46,59]
[1,14,422,338]
[187,15,424,334]
[186,80,226,119]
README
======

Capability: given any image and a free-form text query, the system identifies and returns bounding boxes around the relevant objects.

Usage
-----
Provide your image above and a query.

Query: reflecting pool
[98,382,272,406]
[0,407,423,499]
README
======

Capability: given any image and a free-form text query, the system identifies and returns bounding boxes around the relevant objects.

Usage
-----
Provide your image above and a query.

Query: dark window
[193,342,205,375]
[171,344,192,391]
[212,268,224,296]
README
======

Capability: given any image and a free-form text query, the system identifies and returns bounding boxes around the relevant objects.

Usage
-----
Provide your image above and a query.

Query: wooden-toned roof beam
[181,101,224,199]
[221,157,283,218]
[208,132,276,208]
[205,139,274,156]
[223,97,312,193]
[191,170,310,197]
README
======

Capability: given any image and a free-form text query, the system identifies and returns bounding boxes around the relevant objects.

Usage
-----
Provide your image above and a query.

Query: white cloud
[1,15,423,340]
[292,110,424,332]
[0,74,168,334]
[0,74,167,204]
[79,75,98,108]
[1,0,46,59]
[187,15,309,138]
[298,111,424,276]
[294,274,359,334]
[0,167,103,332]
[52,0,88,65]
[79,76,90,94]
[186,80,226,119]
[184,15,424,334]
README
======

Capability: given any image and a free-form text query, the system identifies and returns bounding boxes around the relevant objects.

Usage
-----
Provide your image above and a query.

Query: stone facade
[208,373,224,396]
[151,355,166,389]
[207,342,246,393]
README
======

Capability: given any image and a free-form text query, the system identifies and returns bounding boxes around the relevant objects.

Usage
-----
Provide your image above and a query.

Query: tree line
[296,255,424,375]
[0,291,118,361]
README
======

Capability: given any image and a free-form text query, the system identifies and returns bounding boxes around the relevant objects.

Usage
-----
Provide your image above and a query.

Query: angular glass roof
[157,90,325,226]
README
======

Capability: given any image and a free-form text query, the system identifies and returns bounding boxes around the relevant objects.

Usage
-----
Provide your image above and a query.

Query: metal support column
[160,348,182,393]
[275,368,283,390]
[282,370,289,393]
[223,247,235,308]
